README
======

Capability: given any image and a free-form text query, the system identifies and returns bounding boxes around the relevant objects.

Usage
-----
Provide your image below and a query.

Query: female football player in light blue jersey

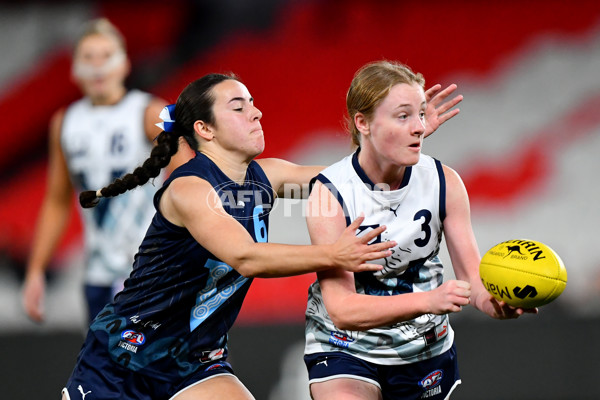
[303,60,538,400]
[21,18,194,325]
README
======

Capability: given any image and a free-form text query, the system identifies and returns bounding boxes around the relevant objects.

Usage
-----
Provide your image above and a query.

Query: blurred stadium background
[1,0,600,398]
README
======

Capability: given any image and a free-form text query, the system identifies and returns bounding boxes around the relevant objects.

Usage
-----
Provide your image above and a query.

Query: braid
[81,74,238,209]
[79,130,179,208]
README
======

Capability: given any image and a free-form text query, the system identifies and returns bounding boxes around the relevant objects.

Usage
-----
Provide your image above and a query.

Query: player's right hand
[429,279,471,314]
[22,270,46,323]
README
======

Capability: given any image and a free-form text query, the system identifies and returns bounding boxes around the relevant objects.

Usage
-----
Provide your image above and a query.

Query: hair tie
[155,104,176,132]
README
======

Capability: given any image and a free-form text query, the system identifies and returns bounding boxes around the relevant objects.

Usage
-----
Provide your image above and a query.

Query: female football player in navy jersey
[303,60,537,400]
[61,70,461,399]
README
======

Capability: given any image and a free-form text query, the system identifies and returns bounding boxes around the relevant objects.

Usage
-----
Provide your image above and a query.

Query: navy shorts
[62,331,234,400]
[305,344,461,400]
[84,284,114,323]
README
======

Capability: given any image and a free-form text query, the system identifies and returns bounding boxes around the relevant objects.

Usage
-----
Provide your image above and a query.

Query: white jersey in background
[305,150,454,365]
[60,90,160,287]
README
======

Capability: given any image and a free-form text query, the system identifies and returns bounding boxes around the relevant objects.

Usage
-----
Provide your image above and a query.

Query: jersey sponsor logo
[328,331,355,348]
[121,329,146,345]
[199,348,225,363]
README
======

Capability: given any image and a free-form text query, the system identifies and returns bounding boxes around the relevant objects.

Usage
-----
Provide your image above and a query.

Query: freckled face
[364,83,426,167]
[209,80,264,159]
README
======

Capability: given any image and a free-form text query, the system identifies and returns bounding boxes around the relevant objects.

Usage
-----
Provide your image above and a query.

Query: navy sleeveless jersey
[88,152,274,381]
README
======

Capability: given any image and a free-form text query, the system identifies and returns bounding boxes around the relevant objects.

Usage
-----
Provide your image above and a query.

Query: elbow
[230,252,267,278]
[226,244,263,278]
[227,242,280,278]
[329,309,369,332]
[332,319,359,331]
[232,259,260,278]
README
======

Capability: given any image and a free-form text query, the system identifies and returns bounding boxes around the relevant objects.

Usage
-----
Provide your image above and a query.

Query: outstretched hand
[423,83,463,138]
[332,214,395,273]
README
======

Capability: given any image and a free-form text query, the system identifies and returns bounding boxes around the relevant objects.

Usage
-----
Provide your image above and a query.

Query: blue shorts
[304,344,461,400]
[62,331,234,400]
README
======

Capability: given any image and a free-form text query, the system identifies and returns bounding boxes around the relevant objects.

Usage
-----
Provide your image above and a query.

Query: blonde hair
[346,60,425,147]
[74,18,126,54]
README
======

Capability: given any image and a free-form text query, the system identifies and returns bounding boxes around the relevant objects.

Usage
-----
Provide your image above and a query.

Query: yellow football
[479,239,567,308]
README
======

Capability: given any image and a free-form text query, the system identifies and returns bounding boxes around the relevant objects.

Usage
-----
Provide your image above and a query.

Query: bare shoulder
[255,158,293,191]
[160,176,213,226]
[146,95,167,114]
[257,158,324,197]
[256,157,294,174]
[442,164,466,190]
[49,107,67,140]
[441,163,471,211]
[143,96,168,142]
[306,179,347,243]
[164,176,213,207]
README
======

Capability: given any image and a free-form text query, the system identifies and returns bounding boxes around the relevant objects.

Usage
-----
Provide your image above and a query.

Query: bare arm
[159,176,395,278]
[443,165,537,318]
[256,85,462,198]
[307,180,470,331]
[256,158,324,198]
[143,96,195,174]
[22,110,74,322]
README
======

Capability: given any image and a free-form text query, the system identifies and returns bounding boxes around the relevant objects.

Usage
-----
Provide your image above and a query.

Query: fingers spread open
[355,262,384,272]
[359,224,386,243]
[348,213,365,230]
[424,84,442,101]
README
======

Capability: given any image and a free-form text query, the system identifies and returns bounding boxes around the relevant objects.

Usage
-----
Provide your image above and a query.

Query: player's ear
[355,112,370,137]
[194,120,214,141]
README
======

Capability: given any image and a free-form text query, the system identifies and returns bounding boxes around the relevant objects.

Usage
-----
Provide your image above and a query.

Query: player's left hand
[423,84,463,138]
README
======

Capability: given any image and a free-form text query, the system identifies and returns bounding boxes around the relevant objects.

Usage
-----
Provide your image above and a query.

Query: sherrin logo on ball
[479,239,567,308]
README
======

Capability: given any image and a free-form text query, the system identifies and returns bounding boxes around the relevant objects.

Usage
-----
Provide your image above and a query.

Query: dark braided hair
[79,72,239,208]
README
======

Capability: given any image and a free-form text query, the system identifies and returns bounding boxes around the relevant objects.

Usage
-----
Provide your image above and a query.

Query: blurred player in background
[21,18,193,324]
[303,60,537,400]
